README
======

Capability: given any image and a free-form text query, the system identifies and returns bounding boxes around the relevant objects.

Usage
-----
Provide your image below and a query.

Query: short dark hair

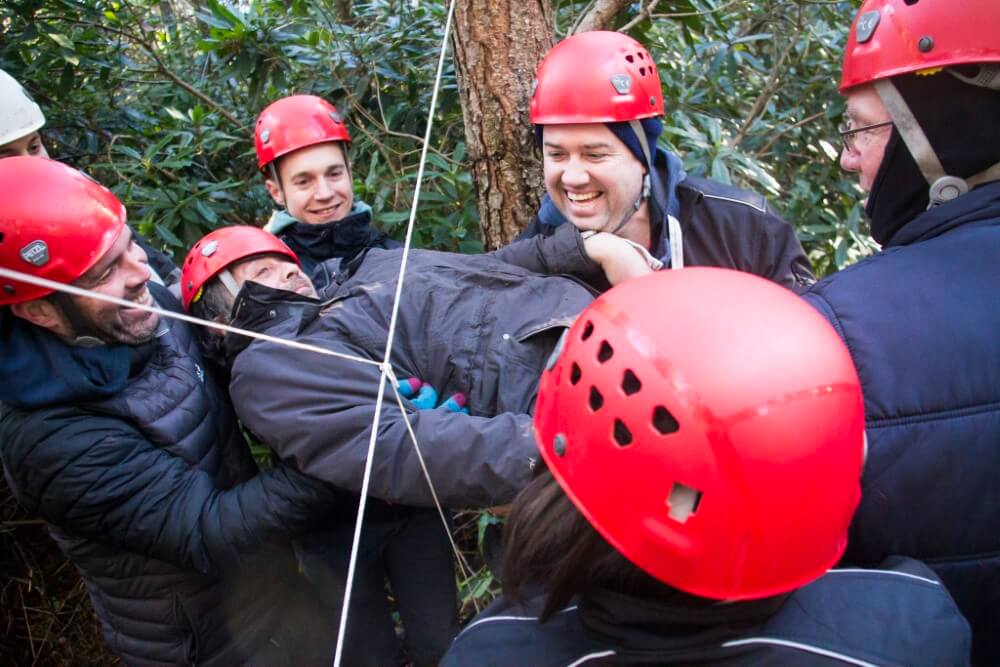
[189,276,232,365]
[501,465,686,620]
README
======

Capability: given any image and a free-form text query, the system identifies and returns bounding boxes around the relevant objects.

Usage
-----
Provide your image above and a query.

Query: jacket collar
[223,281,326,363]
[885,180,1000,248]
[577,587,784,661]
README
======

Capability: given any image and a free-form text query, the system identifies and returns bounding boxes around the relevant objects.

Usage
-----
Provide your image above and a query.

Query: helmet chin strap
[218,268,241,299]
[875,78,1000,207]
[605,119,654,236]
[606,119,684,269]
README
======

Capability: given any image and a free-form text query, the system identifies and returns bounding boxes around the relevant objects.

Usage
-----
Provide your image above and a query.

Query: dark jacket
[266,202,400,278]
[443,557,970,666]
[799,181,1000,664]
[0,285,337,666]
[228,226,601,509]
[519,149,814,290]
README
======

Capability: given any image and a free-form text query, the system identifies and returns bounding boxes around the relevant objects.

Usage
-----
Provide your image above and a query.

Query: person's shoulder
[443,597,597,667]
[679,175,770,216]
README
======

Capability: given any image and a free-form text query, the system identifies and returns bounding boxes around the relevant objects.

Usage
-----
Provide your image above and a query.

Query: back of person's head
[504,268,865,618]
[840,0,1000,242]
[0,68,46,156]
[0,156,125,306]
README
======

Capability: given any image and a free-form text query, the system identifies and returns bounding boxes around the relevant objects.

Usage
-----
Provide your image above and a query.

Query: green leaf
[46,33,74,50]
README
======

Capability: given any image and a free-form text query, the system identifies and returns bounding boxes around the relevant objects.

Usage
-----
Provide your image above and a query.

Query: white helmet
[0,68,45,147]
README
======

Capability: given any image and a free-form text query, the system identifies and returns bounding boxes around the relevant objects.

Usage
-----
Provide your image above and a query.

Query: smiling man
[255,94,400,276]
[519,31,814,290]
[0,157,343,666]
[798,0,1000,662]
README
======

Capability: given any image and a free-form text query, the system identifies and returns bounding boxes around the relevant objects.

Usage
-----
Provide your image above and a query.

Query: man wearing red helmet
[0,158,342,665]
[442,269,970,665]
[518,31,814,290]
[795,0,1000,662]
[183,225,466,667]
[255,94,400,277]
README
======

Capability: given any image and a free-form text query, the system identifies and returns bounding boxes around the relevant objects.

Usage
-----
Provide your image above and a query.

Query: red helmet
[254,94,351,171]
[0,157,125,305]
[535,268,865,600]
[841,0,1000,91]
[181,225,299,310]
[530,31,664,125]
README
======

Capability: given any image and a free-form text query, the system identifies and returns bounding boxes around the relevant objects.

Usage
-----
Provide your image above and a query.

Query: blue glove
[395,377,469,413]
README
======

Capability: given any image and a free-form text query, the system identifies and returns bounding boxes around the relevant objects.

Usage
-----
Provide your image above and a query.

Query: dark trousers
[297,502,460,667]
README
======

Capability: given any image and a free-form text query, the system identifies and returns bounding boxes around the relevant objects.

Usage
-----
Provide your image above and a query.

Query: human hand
[395,377,469,413]
[582,231,659,286]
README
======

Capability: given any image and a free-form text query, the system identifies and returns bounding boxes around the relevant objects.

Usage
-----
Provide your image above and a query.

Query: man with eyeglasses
[799,0,1000,662]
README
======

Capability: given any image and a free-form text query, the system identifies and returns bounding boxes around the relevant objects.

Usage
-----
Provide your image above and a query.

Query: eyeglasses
[837,119,893,154]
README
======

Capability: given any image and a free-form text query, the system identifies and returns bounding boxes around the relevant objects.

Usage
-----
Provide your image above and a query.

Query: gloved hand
[395,377,469,413]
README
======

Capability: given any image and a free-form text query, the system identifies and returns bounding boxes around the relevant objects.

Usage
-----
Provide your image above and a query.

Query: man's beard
[49,289,158,346]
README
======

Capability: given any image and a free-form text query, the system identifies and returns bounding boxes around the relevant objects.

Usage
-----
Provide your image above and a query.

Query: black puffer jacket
[228,227,601,509]
[0,285,338,666]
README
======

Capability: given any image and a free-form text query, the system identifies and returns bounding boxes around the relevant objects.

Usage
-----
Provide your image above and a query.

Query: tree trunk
[452,0,554,250]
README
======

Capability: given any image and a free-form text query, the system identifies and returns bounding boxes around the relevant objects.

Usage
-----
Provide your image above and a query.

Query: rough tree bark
[452,0,554,250]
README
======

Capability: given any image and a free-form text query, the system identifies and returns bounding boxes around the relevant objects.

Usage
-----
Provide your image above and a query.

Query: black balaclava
[865,68,1000,245]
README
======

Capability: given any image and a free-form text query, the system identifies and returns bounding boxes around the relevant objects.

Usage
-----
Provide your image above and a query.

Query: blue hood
[0,308,135,408]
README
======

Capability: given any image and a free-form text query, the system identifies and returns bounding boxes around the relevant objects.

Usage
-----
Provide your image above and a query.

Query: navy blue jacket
[443,557,970,666]
[800,181,1000,664]
[519,149,814,290]
[0,285,337,666]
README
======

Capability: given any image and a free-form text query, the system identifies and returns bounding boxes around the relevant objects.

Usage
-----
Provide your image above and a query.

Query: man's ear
[264,176,285,207]
[10,297,70,336]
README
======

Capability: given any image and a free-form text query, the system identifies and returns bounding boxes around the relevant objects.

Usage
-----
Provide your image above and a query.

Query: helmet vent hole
[589,386,604,412]
[597,341,614,363]
[0,232,4,244]
[613,419,633,447]
[570,363,582,385]
[903,0,919,4]
[625,54,634,63]
[652,406,679,435]
[621,369,641,395]
[581,321,594,341]
[667,482,702,523]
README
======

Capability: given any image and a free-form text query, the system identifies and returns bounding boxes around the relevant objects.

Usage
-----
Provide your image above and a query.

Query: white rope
[331,0,459,663]
[0,266,380,368]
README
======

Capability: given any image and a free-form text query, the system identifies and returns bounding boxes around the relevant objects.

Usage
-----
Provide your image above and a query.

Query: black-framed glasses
[837,120,893,154]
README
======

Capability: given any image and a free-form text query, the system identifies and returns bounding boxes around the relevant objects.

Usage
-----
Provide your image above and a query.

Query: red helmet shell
[181,225,299,310]
[254,94,351,170]
[530,31,665,125]
[535,268,865,600]
[0,157,125,305]
[841,0,1000,92]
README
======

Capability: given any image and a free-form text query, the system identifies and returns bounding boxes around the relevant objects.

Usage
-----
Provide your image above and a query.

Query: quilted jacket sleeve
[0,405,340,574]
[491,222,605,286]
[230,337,538,510]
